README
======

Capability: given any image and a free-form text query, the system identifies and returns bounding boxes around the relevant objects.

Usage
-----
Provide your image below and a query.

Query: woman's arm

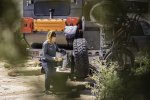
[56,44,66,55]
[43,43,55,61]
[56,44,61,52]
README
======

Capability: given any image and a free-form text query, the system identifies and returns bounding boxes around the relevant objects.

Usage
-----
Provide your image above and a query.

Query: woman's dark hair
[47,31,56,43]
[51,31,56,37]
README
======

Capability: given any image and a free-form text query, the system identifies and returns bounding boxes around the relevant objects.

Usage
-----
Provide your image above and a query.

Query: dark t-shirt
[42,40,60,61]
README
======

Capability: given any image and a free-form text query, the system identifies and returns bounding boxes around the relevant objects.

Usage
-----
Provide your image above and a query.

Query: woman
[42,31,66,95]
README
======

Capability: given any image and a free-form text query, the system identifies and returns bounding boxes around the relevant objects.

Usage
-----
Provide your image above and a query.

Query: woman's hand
[54,57,63,62]
[57,57,63,62]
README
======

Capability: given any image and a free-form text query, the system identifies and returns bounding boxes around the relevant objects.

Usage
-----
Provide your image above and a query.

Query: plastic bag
[64,26,78,38]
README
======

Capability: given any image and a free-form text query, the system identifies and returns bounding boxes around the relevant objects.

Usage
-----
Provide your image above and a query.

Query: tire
[73,38,89,79]
[104,48,134,70]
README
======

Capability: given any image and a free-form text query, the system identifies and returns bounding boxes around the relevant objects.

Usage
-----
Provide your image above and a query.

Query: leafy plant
[90,49,150,100]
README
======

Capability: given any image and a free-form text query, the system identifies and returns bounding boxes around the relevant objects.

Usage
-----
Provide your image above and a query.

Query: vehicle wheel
[73,38,89,79]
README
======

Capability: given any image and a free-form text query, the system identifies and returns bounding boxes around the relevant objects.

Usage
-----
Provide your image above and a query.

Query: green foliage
[91,50,150,100]
[91,63,125,100]
[134,50,150,76]
[0,0,27,64]
[4,63,12,69]
[0,0,20,29]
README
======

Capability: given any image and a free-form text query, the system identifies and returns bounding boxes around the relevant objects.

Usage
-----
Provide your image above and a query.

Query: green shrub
[91,49,150,100]
[90,63,125,100]
[4,63,12,69]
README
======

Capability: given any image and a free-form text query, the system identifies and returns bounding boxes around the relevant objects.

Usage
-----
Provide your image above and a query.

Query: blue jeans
[42,61,56,90]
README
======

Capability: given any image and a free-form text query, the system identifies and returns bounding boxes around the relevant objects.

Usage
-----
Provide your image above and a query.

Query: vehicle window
[34,1,70,16]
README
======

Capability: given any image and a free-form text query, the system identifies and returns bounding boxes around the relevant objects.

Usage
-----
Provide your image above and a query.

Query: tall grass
[91,49,150,100]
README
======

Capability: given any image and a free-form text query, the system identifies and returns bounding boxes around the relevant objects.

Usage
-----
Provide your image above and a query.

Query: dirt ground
[0,57,98,100]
